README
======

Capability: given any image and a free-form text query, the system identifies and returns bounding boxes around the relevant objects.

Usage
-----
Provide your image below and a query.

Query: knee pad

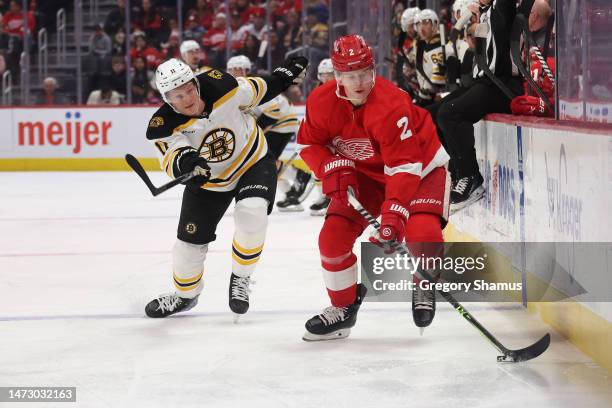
[173,239,208,275]
[234,197,268,233]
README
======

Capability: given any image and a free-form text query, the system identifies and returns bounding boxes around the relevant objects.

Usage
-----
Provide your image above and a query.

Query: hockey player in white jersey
[180,40,209,74]
[408,9,446,107]
[144,56,307,318]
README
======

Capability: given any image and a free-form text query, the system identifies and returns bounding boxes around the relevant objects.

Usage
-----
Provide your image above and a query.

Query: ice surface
[0,172,610,408]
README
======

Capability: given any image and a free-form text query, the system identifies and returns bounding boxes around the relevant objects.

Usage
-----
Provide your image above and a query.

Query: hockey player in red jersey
[299,34,450,341]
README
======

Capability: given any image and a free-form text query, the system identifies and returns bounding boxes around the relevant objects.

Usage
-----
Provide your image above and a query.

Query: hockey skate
[450,173,485,214]
[412,282,436,333]
[145,293,199,318]
[229,273,252,319]
[276,169,315,212]
[303,284,367,341]
[309,195,330,216]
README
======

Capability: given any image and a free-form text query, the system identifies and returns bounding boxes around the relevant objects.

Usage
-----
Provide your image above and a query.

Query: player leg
[309,180,330,216]
[276,165,315,212]
[405,166,450,330]
[264,130,293,172]
[145,186,234,318]
[303,176,384,341]
[230,153,278,315]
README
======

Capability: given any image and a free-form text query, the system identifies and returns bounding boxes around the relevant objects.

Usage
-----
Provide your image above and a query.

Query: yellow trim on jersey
[213,87,239,111]
[173,271,204,284]
[162,149,181,177]
[270,121,299,131]
[173,119,197,134]
[232,240,264,255]
[203,126,265,188]
[232,252,260,265]
[253,77,266,106]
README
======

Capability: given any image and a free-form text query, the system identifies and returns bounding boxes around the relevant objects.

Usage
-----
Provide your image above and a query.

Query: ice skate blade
[310,209,327,216]
[233,313,242,323]
[277,205,304,212]
[302,328,351,342]
[419,327,425,336]
[450,186,485,214]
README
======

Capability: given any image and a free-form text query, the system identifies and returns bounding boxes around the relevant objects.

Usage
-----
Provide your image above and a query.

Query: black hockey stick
[510,14,554,112]
[125,154,194,196]
[346,188,550,362]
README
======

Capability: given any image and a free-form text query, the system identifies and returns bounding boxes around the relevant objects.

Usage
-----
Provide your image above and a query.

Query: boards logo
[17,111,112,154]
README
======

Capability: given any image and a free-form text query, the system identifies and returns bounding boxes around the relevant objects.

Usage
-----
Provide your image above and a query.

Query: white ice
[0,172,610,408]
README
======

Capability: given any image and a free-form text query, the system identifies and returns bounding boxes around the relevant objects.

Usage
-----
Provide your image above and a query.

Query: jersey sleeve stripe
[173,118,197,134]
[384,162,422,177]
[421,145,450,177]
[212,86,239,111]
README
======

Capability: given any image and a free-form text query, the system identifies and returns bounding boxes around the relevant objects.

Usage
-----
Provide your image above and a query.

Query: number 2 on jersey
[396,116,412,140]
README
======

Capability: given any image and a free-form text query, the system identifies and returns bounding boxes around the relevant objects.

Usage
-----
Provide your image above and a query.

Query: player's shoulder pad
[146,103,191,140]
[196,69,239,114]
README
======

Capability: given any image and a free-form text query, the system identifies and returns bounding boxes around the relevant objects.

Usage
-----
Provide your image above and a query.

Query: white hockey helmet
[226,55,252,73]
[155,58,199,108]
[452,0,470,16]
[179,40,201,60]
[415,9,439,26]
[317,58,333,82]
[400,7,420,32]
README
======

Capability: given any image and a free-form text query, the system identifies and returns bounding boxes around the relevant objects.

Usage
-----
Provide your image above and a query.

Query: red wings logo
[332,136,374,160]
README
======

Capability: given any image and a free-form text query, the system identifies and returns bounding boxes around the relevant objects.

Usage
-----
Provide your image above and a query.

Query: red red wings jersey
[297,76,449,205]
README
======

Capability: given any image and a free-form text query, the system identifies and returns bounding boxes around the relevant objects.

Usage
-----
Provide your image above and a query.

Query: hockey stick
[510,14,554,112]
[277,150,300,179]
[346,188,550,362]
[125,154,195,197]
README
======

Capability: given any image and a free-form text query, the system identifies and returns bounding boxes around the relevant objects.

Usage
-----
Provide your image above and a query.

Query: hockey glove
[178,150,211,186]
[320,156,358,206]
[272,56,309,88]
[369,200,408,253]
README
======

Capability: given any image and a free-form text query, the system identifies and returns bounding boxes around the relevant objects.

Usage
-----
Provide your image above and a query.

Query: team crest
[207,70,223,79]
[185,223,197,234]
[148,116,164,128]
[199,128,235,162]
[332,136,375,160]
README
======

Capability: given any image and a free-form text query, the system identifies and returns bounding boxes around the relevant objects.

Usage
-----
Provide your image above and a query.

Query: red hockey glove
[369,200,409,253]
[320,156,358,206]
[511,95,552,117]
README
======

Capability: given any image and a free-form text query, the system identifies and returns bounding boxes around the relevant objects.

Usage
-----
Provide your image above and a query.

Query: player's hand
[320,156,357,206]
[369,200,408,253]
[273,56,309,87]
[178,150,211,186]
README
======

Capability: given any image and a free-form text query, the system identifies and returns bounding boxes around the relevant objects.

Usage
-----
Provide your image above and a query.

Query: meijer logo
[18,111,112,154]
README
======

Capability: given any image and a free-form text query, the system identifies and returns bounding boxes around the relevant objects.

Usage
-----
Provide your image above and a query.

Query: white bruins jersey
[251,94,299,134]
[146,69,270,192]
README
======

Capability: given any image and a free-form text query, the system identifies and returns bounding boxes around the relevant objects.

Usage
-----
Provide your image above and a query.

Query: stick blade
[125,154,158,195]
[498,333,551,363]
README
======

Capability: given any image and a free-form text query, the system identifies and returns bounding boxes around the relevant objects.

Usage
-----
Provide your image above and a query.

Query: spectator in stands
[0,18,20,73]
[202,12,227,69]
[130,55,154,104]
[89,22,112,59]
[133,0,165,45]
[111,27,126,55]
[192,0,216,30]
[35,77,70,105]
[0,52,6,77]
[243,7,269,42]
[228,10,248,52]
[2,0,35,38]
[183,13,205,42]
[240,33,261,70]
[129,31,160,69]
[280,9,301,50]
[234,0,252,25]
[268,30,286,68]
[87,76,121,105]
[109,55,127,96]
[104,0,126,36]
[161,30,181,61]
[305,0,329,24]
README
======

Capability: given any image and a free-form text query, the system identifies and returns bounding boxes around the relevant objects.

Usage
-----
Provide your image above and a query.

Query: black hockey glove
[178,150,211,186]
[272,56,309,88]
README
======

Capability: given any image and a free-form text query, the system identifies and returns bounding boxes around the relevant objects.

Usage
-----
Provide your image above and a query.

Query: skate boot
[145,293,199,318]
[450,172,485,214]
[303,284,367,341]
[229,273,251,315]
[412,282,436,331]
[309,195,330,216]
[276,169,315,212]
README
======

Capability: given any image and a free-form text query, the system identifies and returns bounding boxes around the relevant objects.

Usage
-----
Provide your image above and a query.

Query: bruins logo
[148,116,164,128]
[199,128,235,162]
[185,223,197,234]
[207,70,223,79]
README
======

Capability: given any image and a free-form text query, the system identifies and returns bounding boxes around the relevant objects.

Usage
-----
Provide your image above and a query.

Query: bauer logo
[17,111,112,154]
